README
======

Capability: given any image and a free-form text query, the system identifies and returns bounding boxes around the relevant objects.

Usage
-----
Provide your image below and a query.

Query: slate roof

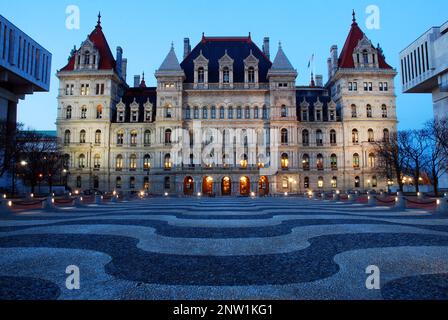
[61,19,116,72]
[338,13,392,69]
[158,45,183,72]
[113,87,157,123]
[296,87,340,122]
[270,44,295,71]
[180,35,272,83]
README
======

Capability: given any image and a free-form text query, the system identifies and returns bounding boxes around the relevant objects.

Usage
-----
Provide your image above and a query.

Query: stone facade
[56,13,397,196]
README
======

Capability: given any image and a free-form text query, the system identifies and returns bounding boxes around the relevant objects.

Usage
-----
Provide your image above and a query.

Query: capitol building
[56,12,397,196]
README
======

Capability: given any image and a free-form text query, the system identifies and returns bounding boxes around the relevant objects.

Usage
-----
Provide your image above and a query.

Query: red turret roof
[61,18,116,71]
[338,15,392,69]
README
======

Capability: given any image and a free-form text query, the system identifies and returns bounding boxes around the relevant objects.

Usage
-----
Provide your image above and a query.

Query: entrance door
[184,176,194,196]
[240,176,250,196]
[221,177,231,196]
[258,176,269,196]
[202,176,214,196]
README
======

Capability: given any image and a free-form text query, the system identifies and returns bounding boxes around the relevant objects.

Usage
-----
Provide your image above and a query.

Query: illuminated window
[144,154,151,171]
[130,154,137,171]
[164,154,172,170]
[352,129,359,144]
[317,154,324,170]
[116,155,123,171]
[78,154,86,169]
[318,177,324,188]
[302,154,310,171]
[353,153,360,169]
[281,153,289,170]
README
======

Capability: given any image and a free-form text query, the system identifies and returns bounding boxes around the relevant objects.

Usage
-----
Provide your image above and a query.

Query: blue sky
[1,0,447,130]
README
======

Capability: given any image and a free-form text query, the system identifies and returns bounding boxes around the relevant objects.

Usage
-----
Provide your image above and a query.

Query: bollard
[437,195,448,215]
[368,195,377,206]
[95,194,103,205]
[75,197,85,208]
[0,199,13,214]
[395,192,406,210]
[43,196,59,212]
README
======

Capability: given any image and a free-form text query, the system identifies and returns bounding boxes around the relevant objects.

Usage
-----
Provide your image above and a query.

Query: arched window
[302,130,309,146]
[116,177,122,189]
[116,155,123,171]
[281,153,289,169]
[223,67,230,83]
[164,154,172,170]
[130,130,138,146]
[211,106,216,119]
[84,51,90,65]
[81,106,87,119]
[372,176,378,188]
[78,154,86,169]
[219,106,225,119]
[330,130,337,145]
[245,106,250,119]
[281,128,288,145]
[331,176,338,188]
[351,104,357,118]
[94,154,101,169]
[262,105,268,119]
[228,106,233,119]
[353,153,360,169]
[144,177,150,190]
[383,129,390,142]
[237,106,242,119]
[144,130,151,146]
[316,130,323,146]
[63,154,70,169]
[198,67,205,83]
[366,104,372,118]
[368,153,376,168]
[95,130,101,144]
[165,129,172,145]
[96,105,103,119]
[281,105,288,118]
[352,129,359,144]
[165,104,172,118]
[64,130,71,144]
[129,177,136,189]
[304,177,310,189]
[116,130,124,145]
[302,154,310,171]
[240,154,248,169]
[368,129,374,142]
[363,50,369,64]
[194,106,199,119]
[185,106,191,119]
[318,177,324,188]
[248,66,255,83]
[382,104,388,118]
[79,130,86,144]
[76,176,82,188]
[130,154,137,171]
[202,106,208,119]
[144,154,151,171]
[355,176,361,188]
[66,106,72,119]
[330,154,338,170]
[317,154,324,170]
[164,177,171,189]
[254,106,259,119]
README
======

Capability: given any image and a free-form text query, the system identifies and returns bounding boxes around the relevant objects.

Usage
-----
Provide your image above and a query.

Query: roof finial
[97,11,102,26]
[279,41,282,49]
[171,41,174,49]
[142,71,145,80]
[352,9,356,23]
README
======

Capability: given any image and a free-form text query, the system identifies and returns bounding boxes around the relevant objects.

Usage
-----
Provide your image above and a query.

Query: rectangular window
[100,84,105,95]
[348,82,353,91]
[302,110,308,122]
[384,82,388,91]
[353,82,357,91]
[368,82,373,91]
[364,82,368,91]
[379,82,383,91]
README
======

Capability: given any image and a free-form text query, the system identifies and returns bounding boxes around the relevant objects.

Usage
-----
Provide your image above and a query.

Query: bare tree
[0,121,27,179]
[422,119,448,196]
[373,131,407,192]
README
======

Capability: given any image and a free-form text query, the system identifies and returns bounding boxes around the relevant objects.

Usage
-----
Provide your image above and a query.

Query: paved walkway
[0,197,447,300]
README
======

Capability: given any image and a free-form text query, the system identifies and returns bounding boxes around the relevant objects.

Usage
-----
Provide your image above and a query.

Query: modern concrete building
[0,14,52,189]
[57,12,397,196]
[400,20,448,188]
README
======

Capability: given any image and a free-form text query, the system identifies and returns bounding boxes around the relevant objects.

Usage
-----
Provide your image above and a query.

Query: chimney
[184,38,191,59]
[330,45,338,77]
[315,75,323,87]
[116,46,123,77]
[134,75,140,88]
[121,58,127,82]
[327,58,332,81]
[263,37,270,59]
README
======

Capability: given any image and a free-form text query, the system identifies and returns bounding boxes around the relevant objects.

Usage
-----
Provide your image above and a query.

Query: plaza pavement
[0,196,447,300]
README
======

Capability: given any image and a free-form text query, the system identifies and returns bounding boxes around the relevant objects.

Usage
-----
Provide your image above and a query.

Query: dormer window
[131,110,138,122]
[223,67,230,83]
[362,50,369,64]
[198,67,205,83]
[84,51,90,65]
[248,67,255,83]
[116,103,125,122]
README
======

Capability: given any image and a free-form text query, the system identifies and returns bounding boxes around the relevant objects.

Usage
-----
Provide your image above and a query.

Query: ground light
[197,192,202,197]
[7,201,12,207]
[164,192,169,197]
[284,192,288,197]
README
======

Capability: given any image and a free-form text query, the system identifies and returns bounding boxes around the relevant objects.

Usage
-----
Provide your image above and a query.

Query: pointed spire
[352,9,357,25]
[140,71,147,87]
[156,43,185,78]
[268,42,297,78]
[310,72,315,87]
[97,11,102,27]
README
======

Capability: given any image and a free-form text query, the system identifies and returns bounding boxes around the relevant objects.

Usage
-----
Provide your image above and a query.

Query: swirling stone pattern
[0,197,447,300]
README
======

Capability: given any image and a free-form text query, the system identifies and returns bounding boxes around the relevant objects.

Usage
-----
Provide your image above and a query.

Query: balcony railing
[184,83,270,90]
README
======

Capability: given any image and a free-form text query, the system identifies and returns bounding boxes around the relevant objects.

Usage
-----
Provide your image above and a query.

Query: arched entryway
[258,176,269,196]
[240,176,250,196]
[183,176,194,196]
[202,176,214,196]
[221,177,232,196]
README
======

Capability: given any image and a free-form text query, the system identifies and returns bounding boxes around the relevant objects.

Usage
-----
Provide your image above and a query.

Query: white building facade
[56,13,398,196]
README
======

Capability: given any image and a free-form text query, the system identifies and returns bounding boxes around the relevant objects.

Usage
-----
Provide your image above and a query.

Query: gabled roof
[180,35,272,83]
[61,16,116,71]
[338,12,392,69]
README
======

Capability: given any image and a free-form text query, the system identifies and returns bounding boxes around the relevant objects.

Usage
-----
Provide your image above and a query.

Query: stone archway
[183,176,194,196]
[202,176,214,196]
[221,177,232,196]
[240,176,250,196]
[259,176,269,196]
